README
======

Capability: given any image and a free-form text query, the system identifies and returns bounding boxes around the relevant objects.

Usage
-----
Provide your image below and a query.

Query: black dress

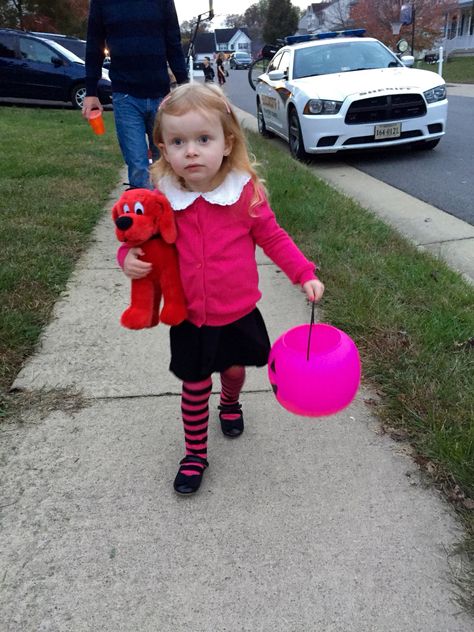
[169,308,271,382]
[216,58,226,85]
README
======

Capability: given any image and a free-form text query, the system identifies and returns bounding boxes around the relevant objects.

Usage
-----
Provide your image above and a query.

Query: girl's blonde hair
[151,83,265,211]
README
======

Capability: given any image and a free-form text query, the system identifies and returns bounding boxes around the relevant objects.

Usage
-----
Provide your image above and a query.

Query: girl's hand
[123,248,152,279]
[303,279,325,303]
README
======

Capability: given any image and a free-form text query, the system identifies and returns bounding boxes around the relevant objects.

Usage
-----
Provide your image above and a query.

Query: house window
[238,43,248,50]
[449,17,457,39]
[230,44,234,50]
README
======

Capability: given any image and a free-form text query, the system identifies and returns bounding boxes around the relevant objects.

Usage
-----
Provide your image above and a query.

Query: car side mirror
[51,56,64,67]
[400,55,414,67]
[268,69,285,81]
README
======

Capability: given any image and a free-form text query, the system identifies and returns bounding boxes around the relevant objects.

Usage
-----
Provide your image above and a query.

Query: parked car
[32,32,86,59]
[255,30,448,159]
[33,32,111,68]
[230,51,252,69]
[0,28,112,109]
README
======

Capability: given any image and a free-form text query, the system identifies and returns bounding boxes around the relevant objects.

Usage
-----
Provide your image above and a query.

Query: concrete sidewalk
[1,165,473,628]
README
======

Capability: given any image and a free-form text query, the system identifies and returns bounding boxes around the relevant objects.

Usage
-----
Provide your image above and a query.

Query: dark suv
[32,32,111,68]
[0,28,112,109]
[229,51,252,69]
[32,32,87,59]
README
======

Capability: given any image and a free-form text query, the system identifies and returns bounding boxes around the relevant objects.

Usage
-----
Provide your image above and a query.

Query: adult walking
[216,52,227,86]
[83,0,188,190]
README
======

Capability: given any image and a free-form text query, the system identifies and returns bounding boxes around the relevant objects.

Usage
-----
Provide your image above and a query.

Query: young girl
[120,83,324,495]
[216,52,226,86]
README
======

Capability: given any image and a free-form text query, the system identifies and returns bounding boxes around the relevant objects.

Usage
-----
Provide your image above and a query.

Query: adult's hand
[82,96,102,119]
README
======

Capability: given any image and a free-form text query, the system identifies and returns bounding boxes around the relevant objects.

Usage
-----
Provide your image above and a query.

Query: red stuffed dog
[112,189,187,329]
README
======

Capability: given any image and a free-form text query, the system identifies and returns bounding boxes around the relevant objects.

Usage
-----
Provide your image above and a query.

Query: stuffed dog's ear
[155,193,177,244]
[111,199,121,221]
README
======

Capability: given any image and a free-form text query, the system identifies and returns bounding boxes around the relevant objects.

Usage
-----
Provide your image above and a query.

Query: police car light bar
[285,29,366,45]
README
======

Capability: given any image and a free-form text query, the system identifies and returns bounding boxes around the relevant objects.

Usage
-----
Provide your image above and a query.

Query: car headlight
[303,99,342,115]
[423,85,446,103]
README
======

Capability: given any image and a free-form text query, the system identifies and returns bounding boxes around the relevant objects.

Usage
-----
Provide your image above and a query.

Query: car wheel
[413,138,440,151]
[288,109,307,161]
[257,100,273,138]
[71,84,86,109]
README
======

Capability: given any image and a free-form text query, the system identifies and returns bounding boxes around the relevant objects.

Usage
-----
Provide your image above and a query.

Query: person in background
[202,57,215,83]
[216,52,227,86]
[83,0,188,190]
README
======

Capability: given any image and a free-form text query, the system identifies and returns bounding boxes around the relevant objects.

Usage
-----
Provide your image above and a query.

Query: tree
[0,0,89,35]
[224,13,248,28]
[243,0,269,41]
[324,0,354,31]
[263,0,299,43]
[0,0,30,29]
[350,0,447,53]
[180,16,212,52]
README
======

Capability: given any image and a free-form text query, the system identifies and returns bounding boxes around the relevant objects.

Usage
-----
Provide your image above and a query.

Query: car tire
[288,109,308,161]
[413,138,440,151]
[71,84,86,109]
[257,100,273,138]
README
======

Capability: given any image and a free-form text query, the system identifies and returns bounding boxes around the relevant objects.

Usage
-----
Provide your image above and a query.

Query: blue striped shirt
[85,0,188,98]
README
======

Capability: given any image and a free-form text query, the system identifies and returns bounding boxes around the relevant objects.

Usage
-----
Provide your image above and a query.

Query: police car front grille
[342,129,423,145]
[345,94,426,124]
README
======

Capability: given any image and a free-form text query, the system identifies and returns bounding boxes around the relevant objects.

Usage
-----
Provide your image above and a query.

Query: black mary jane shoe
[173,455,209,495]
[218,402,244,438]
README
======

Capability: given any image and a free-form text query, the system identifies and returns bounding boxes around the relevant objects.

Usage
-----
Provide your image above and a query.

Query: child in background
[120,83,324,495]
[202,57,215,83]
[216,52,226,86]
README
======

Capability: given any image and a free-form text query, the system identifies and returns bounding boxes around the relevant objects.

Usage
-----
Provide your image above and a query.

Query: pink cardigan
[118,178,317,327]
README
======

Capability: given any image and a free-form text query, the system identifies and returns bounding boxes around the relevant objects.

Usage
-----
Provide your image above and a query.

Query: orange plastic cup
[88,110,105,135]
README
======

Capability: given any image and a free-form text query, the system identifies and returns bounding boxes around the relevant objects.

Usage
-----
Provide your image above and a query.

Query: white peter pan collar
[158,170,251,211]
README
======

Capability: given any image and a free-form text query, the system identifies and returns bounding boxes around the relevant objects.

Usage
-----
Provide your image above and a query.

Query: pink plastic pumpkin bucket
[268,323,361,417]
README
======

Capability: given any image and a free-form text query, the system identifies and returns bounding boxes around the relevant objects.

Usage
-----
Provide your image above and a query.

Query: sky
[173,0,310,26]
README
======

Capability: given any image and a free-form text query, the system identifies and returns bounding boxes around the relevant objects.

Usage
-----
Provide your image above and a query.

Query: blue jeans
[112,93,162,190]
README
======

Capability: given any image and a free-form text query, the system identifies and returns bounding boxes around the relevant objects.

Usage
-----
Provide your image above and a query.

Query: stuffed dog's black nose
[115,216,133,230]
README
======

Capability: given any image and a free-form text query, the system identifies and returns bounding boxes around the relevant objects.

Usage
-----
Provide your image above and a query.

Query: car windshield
[235,53,250,58]
[42,39,84,63]
[293,40,401,79]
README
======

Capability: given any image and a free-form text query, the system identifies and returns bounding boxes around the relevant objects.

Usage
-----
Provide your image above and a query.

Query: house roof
[193,32,216,53]
[215,28,250,44]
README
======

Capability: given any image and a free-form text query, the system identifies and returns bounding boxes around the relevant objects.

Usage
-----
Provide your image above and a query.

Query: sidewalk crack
[419,236,474,246]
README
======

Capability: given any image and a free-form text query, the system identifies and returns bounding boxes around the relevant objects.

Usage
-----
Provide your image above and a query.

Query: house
[442,0,474,56]
[297,1,353,35]
[215,28,251,55]
[189,31,216,67]
[297,3,332,34]
[189,28,253,68]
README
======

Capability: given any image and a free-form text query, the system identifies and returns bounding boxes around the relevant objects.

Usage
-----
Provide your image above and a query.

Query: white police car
[255,30,448,159]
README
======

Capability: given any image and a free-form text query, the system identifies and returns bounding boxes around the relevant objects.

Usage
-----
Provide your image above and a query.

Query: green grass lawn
[247,132,473,607]
[0,106,123,400]
[416,55,474,83]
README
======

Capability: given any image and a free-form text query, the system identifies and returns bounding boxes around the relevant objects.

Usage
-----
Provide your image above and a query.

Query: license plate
[374,122,401,140]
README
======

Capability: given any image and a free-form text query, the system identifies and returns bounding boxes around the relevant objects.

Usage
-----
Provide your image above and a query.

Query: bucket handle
[306,300,316,361]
